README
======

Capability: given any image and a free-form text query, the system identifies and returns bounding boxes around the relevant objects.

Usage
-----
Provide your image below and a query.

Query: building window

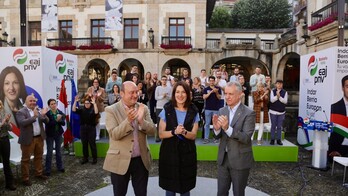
[124,19,139,49]
[169,18,184,37]
[169,18,185,45]
[28,21,41,46]
[91,19,105,45]
[59,20,73,46]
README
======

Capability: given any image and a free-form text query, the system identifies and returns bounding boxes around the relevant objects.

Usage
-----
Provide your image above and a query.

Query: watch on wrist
[171,128,176,136]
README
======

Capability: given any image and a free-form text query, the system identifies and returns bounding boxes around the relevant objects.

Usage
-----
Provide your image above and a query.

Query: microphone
[323,110,329,122]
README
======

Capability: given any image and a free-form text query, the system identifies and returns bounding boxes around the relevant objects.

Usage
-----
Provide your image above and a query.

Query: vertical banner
[298,46,348,150]
[298,47,335,150]
[42,0,58,32]
[105,0,123,31]
[0,47,77,142]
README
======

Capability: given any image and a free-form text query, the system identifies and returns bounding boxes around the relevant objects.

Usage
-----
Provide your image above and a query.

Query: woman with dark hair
[158,81,199,196]
[108,84,121,105]
[87,78,106,140]
[0,66,28,127]
[137,81,148,104]
[44,99,66,176]
[72,95,99,164]
[0,100,16,191]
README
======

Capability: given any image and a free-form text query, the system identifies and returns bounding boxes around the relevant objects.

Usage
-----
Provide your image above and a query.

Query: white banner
[298,47,348,149]
[42,0,58,32]
[0,47,77,140]
[105,0,123,31]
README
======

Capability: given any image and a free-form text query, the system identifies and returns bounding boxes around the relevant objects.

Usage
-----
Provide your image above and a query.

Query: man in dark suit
[16,95,49,186]
[212,81,256,196]
[329,75,348,160]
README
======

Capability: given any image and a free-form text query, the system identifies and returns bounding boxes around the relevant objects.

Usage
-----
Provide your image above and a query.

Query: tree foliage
[208,6,232,28]
[231,0,292,29]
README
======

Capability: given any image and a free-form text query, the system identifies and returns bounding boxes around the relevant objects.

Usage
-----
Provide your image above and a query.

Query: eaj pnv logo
[308,55,318,76]
[13,49,28,65]
[55,54,66,74]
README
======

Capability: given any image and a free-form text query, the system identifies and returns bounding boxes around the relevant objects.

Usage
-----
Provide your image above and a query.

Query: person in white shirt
[249,66,266,92]
[164,67,175,87]
[229,67,240,82]
[199,69,208,87]
[155,76,172,142]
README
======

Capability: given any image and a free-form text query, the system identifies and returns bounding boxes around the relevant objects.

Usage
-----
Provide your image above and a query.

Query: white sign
[0,46,77,140]
[298,47,348,150]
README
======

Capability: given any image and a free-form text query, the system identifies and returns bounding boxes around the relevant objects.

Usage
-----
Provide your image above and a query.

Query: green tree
[231,0,291,29]
[208,6,232,28]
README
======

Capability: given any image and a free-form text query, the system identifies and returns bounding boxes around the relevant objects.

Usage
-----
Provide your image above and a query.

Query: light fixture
[0,31,16,47]
[302,34,310,42]
[148,28,154,49]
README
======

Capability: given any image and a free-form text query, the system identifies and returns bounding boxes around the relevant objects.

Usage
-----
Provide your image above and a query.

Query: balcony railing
[308,1,348,31]
[293,0,307,15]
[206,38,275,50]
[160,36,192,49]
[46,37,114,50]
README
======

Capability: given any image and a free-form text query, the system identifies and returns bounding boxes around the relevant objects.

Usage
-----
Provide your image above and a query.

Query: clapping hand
[137,104,145,125]
[40,107,49,115]
[126,106,138,124]
[74,95,80,102]
[212,114,221,130]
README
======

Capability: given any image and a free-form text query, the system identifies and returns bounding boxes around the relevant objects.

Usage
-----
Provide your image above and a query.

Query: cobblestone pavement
[1,134,348,195]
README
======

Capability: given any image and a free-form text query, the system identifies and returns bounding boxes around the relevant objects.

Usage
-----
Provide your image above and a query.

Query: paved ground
[1,134,348,195]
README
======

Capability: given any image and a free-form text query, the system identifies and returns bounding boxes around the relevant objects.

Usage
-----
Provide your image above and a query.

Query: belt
[33,135,41,138]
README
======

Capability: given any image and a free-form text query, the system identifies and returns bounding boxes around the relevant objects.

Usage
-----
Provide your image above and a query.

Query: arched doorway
[277,52,300,91]
[118,58,144,81]
[86,59,110,88]
[162,58,190,78]
[213,57,268,82]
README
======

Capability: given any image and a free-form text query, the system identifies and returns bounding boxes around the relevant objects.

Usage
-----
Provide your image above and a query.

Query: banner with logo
[298,46,348,149]
[0,47,77,142]
[105,0,123,30]
[42,0,58,32]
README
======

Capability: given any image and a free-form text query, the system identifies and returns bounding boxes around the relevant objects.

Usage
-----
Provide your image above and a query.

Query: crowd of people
[0,64,288,194]
[98,65,289,195]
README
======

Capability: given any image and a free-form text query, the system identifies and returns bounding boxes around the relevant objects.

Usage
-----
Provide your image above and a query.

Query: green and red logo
[307,55,318,76]
[55,54,66,74]
[13,49,28,64]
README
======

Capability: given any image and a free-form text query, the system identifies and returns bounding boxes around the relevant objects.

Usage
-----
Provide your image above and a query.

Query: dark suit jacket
[214,104,256,170]
[16,107,49,145]
[329,98,348,155]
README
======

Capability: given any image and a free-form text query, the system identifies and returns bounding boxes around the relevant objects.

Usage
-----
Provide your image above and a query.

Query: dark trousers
[111,157,149,196]
[149,98,157,124]
[217,153,250,196]
[0,136,14,186]
[80,125,97,160]
[45,135,64,173]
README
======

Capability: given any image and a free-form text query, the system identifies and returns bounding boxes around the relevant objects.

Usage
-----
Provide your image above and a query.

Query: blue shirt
[159,108,200,124]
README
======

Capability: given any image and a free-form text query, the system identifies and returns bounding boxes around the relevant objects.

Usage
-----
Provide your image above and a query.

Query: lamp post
[0,32,16,46]
[148,28,154,49]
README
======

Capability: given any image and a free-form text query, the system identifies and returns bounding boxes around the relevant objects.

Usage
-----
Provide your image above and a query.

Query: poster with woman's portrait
[105,0,123,31]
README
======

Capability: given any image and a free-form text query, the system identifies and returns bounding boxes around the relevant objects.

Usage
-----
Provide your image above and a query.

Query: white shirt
[214,102,241,137]
[27,107,41,136]
[269,89,288,115]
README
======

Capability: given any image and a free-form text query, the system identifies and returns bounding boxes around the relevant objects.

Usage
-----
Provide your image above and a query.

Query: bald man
[103,81,156,196]
[16,95,49,186]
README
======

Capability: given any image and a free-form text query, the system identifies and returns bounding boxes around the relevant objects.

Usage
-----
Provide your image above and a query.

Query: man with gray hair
[212,81,256,196]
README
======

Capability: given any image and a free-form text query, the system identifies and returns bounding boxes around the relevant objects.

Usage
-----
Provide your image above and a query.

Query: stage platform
[74,129,298,162]
[85,176,269,196]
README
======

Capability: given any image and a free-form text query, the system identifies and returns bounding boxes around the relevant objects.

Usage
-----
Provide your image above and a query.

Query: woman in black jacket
[158,81,199,195]
[44,99,66,176]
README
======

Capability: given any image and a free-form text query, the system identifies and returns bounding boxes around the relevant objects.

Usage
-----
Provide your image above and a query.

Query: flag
[57,79,73,145]
[70,79,81,139]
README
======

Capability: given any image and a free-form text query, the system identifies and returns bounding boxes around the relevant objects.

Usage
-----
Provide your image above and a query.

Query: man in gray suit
[212,81,256,196]
[16,95,49,186]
